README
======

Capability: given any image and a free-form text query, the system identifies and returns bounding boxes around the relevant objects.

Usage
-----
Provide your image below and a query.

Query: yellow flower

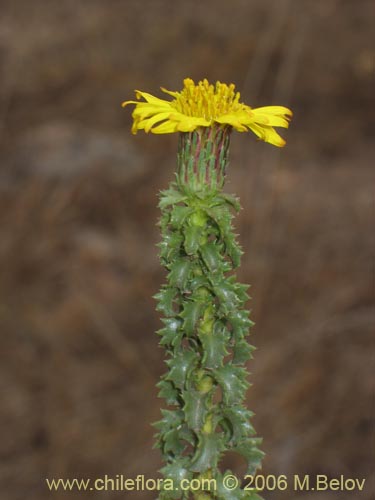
[122,78,292,147]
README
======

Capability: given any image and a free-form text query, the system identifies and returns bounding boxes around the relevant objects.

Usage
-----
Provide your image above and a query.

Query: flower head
[122,78,292,147]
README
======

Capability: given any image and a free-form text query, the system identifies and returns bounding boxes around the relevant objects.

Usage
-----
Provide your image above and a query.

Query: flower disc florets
[122,78,293,147]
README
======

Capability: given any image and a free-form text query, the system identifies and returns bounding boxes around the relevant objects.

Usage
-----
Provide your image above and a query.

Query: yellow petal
[160,87,180,98]
[247,123,286,147]
[215,114,248,132]
[134,90,172,107]
[121,100,139,108]
[132,103,172,120]
[137,112,172,133]
[151,120,179,134]
[252,106,292,122]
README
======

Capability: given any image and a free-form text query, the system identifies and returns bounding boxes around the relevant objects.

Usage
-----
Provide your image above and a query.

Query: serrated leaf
[170,205,193,229]
[223,232,243,267]
[228,310,254,340]
[216,470,264,500]
[166,350,198,388]
[232,281,250,302]
[158,231,184,263]
[159,457,193,500]
[233,438,265,475]
[200,241,223,272]
[153,409,184,431]
[200,323,230,369]
[163,428,186,455]
[190,432,225,472]
[156,380,179,405]
[220,406,255,444]
[180,300,204,336]
[219,192,241,212]
[212,280,239,313]
[154,287,178,317]
[213,365,249,405]
[232,339,255,364]
[159,188,187,208]
[168,259,191,289]
[157,318,183,349]
[183,224,202,255]
[189,275,211,293]
[216,471,247,500]
[182,389,209,431]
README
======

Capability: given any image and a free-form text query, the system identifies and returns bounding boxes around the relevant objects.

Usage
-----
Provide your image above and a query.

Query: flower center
[172,78,244,120]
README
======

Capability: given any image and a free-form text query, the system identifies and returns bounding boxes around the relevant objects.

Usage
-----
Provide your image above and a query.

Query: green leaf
[170,205,193,229]
[233,438,265,475]
[200,323,230,369]
[220,406,255,444]
[159,457,193,499]
[190,432,225,472]
[159,187,187,208]
[154,287,178,317]
[156,380,179,406]
[232,280,250,302]
[223,232,243,267]
[216,471,246,500]
[213,365,249,405]
[232,339,256,364]
[212,279,239,313]
[163,428,186,455]
[158,231,184,263]
[200,242,223,272]
[157,318,183,349]
[182,389,209,431]
[180,300,205,336]
[168,259,191,289]
[228,310,254,340]
[153,409,184,431]
[219,192,241,212]
[216,471,264,500]
[166,350,198,389]
[183,224,202,255]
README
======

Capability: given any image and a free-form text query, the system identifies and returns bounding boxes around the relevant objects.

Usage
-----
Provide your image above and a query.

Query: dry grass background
[0,1,374,499]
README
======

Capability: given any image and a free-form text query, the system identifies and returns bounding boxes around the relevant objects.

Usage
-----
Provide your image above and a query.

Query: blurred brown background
[0,0,374,499]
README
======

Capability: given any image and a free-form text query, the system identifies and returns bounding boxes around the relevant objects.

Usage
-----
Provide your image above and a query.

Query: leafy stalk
[153,126,264,500]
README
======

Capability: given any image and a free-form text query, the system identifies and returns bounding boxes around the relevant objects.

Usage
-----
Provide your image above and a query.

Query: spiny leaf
[154,287,178,317]
[223,232,243,267]
[232,338,256,364]
[166,350,198,389]
[153,409,184,431]
[213,365,249,405]
[219,192,241,212]
[168,259,191,289]
[183,224,202,255]
[200,241,223,272]
[182,389,210,431]
[216,471,246,500]
[180,300,205,336]
[159,188,187,208]
[170,205,193,229]
[159,457,193,500]
[228,310,254,339]
[216,471,263,500]
[158,231,184,263]
[200,323,230,369]
[157,318,183,349]
[233,438,265,476]
[220,406,256,444]
[156,380,180,406]
[212,279,239,313]
[190,432,225,473]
